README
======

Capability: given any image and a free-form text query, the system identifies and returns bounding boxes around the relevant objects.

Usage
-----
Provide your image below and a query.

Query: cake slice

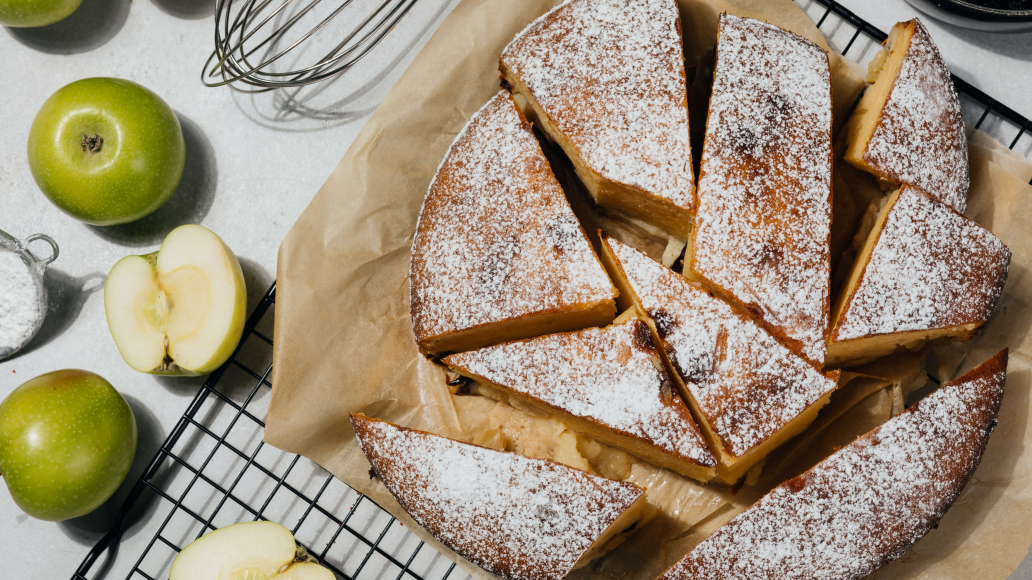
[444,318,717,482]
[600,235,839,483]
[351,414,647,580]
[689,14,833,367]
[658,349,1008,580]
[828,184,1010,366]
[410,91,617,356]
[844,19,969,213]
[499,0,695,239]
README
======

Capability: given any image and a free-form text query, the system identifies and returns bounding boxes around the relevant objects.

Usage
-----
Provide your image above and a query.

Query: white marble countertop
[0,1,1029,579]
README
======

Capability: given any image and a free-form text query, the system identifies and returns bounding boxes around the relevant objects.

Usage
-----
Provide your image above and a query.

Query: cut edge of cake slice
[409,91,618,357]
[827,184,1010,367]
[499,0,696,240]
[599,232,839,483]
[351,413,647,580]
[443,317,718,483]
[843,18,969,213]
[844,21,911,177]
[419,302,618,358]
[657,348,1008,580]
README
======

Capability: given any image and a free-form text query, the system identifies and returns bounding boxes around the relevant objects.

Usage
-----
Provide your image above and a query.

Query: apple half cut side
[170,521,335,580]
[105,224,247,375]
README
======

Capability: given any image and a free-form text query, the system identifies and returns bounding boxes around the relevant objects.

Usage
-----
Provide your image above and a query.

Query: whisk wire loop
[204,0,420,91]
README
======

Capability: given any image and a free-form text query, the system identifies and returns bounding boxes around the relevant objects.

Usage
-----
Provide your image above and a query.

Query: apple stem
[81,133,103,154]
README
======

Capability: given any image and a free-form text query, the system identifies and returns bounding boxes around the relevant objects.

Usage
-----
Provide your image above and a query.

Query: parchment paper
[268,1,1032,578]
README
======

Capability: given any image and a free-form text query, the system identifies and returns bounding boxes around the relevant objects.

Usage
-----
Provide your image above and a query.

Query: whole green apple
[0,369,137,521]
[0,0,82,27]
[28,78,186,226]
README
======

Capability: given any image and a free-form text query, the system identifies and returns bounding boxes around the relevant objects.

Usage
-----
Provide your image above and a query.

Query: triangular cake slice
[351,414,647,580]
[410,91,617,356]
[659,349,1008,580]
[845,19,969,213]
[600,235,839,483]
[499,0,695,239]
[828,184,1010,366]
[688,14,833,367]
[444,317,717,482]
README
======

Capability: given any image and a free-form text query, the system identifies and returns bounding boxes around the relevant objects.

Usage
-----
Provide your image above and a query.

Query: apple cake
[409,91,616,356]
[844,19,969,213]
[444,317,717,482]
[350,413,647,580]
[600,235,839,483]
[688,14,833,367]
[499,0,695,239]
[658,348,1008,580]
[828,184,1010,366]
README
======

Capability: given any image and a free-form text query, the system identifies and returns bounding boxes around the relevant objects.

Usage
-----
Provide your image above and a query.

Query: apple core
[170,521,335,580]
[105,225,247,375]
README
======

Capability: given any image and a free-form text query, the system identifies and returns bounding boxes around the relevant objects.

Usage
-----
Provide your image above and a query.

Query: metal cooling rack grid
[72,284,466,580]
[73,1,1032,579]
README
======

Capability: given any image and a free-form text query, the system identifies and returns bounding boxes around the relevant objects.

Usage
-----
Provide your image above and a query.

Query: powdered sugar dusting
[661,352,1007,580]
[446,319,716,467]
[864,19,969,214]
[835,185,1010,341]
[0,250,41,352]
[607,238,836,458]
[353,415,644,580]
[691,14,832,365]
[501,0,694,213]
[410,92,614,349]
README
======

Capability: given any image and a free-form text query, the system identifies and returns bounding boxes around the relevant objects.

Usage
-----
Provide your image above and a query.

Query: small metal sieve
[0,229,59,361]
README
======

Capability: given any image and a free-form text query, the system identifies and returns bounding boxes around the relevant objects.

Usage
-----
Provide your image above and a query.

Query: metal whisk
[203,0,420,92]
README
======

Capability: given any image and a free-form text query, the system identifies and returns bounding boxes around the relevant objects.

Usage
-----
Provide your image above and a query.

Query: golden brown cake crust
[862,19,969,214]
[409,91,615,355]
[351,414,644,580]
[500,0,695,216]
[444,319,717,470]
[659,349,1007,580]
[603,236,837,461]
[831,184,1010,343]
[690,14,833,366]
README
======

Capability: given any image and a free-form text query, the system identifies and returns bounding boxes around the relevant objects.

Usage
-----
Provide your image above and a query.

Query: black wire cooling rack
[72,284,463,580]
[72,2,1032,579]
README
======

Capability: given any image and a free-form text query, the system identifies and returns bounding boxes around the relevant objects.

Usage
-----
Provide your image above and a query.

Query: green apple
[170,521,336,580]
[105,224,247,376]
[0,0,82,27]
[27,77,185,225]
[0,369,137,521]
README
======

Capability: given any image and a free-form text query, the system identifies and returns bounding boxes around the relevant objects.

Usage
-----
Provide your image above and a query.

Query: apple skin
[0,0,82,27]
[0,369,137,521]
[27,78,186,226]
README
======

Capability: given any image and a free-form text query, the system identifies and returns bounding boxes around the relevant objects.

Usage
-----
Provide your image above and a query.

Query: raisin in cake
[845,19,969,213]
[688,14,833,367]
[828,184,1010,366]
[659,349,1007,580]
[601,235,839,483]
[351,414,647,580]
[410,91,616,356]
[444,317,717,482]
[499,0,695,239]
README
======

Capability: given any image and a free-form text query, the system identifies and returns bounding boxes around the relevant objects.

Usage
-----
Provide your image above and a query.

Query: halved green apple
[104,224,247,375]
[170,521,335,580]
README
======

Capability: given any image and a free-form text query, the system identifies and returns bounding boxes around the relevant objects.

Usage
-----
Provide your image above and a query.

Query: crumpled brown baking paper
[267,0,1032,578]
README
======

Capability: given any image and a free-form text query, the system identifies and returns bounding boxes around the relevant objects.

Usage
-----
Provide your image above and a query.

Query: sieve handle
[24,233,59,266]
